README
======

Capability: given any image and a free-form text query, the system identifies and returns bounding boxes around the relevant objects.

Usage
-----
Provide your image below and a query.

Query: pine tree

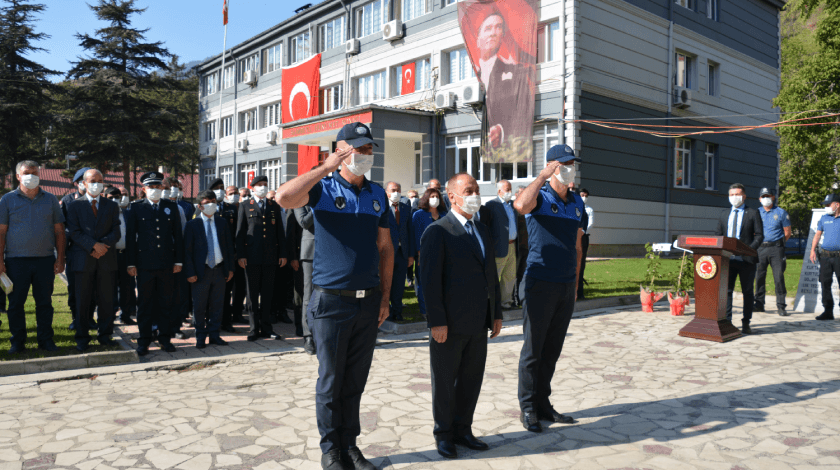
[0,0,60,184]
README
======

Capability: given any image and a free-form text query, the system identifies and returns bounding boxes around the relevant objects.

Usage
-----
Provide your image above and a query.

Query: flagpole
[214,0,229,181]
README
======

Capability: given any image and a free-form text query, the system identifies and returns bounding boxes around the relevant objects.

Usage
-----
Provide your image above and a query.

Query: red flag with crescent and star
[282,54,321,124]
[223,0,228,25]
[401,62,416,95]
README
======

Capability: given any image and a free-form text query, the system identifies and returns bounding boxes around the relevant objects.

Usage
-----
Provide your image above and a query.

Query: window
[675,53,693,88]
[201,72,218,97]
[356,0,390,38]
[414,141,422,186]
[320,84,344,114]
[221,116,233,137]
[448,48,475,84]
[223,64,235,89]
[705,144,716,190]
[204,122,216,142]
[442,0,461,6]
[263,103,280,128]
[402,0,430,22]
[261,43,282,74]
[291,32,310,64]
[220,166,233,186]
[707,0,717,19]
[262,159,282,190]
[708,62,719,96]
[395,58,431,95]
[445,133,489,182]
[238,163,257,188]
[239,109,257,133]
[239,54,258,82]
[537,21,562,64]
[357,70,387,105]
[203,169,216,189]
[676,0,693,9]
[319,17,345,52]
[674,139,692,188]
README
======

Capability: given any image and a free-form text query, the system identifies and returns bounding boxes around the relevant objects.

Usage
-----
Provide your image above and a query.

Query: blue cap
[823,194,840,205]
[336,122,379,149]
[546,144,581,163]
[760,187,775,197]
[73,167,90,183]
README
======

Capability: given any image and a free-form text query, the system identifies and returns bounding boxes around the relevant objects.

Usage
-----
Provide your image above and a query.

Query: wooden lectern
[676,235,758,342]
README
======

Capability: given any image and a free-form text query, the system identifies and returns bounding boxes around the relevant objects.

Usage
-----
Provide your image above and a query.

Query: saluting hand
[539,161,561,181]
[324,147,354,172]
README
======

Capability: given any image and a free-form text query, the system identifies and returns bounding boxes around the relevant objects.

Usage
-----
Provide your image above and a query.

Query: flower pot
[640,287,665,313]
[668,291,690,316]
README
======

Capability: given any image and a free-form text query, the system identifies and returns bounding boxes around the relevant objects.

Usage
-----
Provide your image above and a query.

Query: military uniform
[755,188,791,314]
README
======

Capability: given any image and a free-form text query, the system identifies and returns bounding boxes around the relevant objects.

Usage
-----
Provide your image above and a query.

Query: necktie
[91,199,98,218]
[729,210,737,239]
[153,203,158,212]
[205,218,216,267]
[259,200,264,212]
[465,221,483,258]
[394,204,400,225]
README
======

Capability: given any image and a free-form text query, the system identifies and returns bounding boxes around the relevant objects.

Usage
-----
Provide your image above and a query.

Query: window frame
[707,61,719,97]
[204,121,216,142]
[318,16,345,53]
[537,21,562,64]
[262,103,280,128]
[414,141,422,186]
[221,116,234,138]
[675,0,693,10]
[261,42,283,75]
[238,54,258,82]
[321,83,344,114]
[675,52,694,89]
[201,72,218,97]
[223,64,235,89]
[444,133,491,183]
[220,166,234,186]
[704,143,717,190]
[446,47,476,85]
[394,57,431,95]
[674,138,692,189]
[238,163,257,188]
[203,169,216,189]
[356,70,387,105]
[290,31,311,65]
[238,109,257,134]
[355,0,390,39]
[262,159,282,190]
[707,0,718,20]
[401,0,431,23]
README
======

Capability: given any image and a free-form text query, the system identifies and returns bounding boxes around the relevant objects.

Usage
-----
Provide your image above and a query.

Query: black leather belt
[761,240,784,247]
[314,285,379,299]
[821,249,840,258]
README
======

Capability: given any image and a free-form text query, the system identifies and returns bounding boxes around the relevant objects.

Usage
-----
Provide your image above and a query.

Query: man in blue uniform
[61,167,92,330]
[513,145,586,433]
[126,171,185,356]
[755,187,792,316]
[277,122,393,470]
[809,193,840,321]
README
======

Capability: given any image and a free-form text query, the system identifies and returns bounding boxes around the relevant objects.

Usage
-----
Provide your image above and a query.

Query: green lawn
[0,276,118,361]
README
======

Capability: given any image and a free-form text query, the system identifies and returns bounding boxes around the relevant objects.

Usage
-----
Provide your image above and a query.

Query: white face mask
[169,187,181,199]
[86,182,104,197]
[241,195,250,201]
[429,197,440,208]
[146,188,163,202]
[760,197,773,207]
[500,192,512,202]
[201,203,217,216]
[225,194,239,204]
[389,192,401,204]
[345,152,374,176]
[252,185,268,198]
[581,196,588,204]
[827,206,836,215]
[455,193,481,216]
[554,165,576,185]
[161,189,170,199]
[119,196,130,208]
[20,174,40,190]
[729,195,744,207]
[78,182,86,193]
[213,189,225,201]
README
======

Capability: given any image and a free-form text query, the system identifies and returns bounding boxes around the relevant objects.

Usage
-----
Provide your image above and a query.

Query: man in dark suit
[714,183,764,334]
[184,190,235,348]
[126,171,185,356]
[420,172,503,459]
[236,175,288,342]
[513,185,529,307]
[65,169,121,350]
[104,188,136,325]
[209,180,239,333]
[485,180,519,308]
[293,205,316,355]
[223,184,249,326]
[283,205,305,337]
[386,182,415,322]
[61,167,93,331]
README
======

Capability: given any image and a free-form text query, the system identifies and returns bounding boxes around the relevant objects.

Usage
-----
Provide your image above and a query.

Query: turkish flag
[401,62,416,95]
[282,54,321,124]
[223,0,228,25]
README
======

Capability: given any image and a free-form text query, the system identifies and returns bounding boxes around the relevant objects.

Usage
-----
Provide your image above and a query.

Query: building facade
[196,0,784,255]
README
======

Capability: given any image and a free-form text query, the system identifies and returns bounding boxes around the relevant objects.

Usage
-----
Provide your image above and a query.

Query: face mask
[729,196,744,207]
[78,182,86,193]
[161,189,170,199]
[345,152,374,176]
[581,196,588,204]
[169,188,180,199]
[86,182,104,197]
[242,195,250,201]
[201,203,217,216]
[429,197,440,208]
[760,197,773,207]
[119,196,130,208]
[500,192,512,202]
[225,194,239,204]
[252,186,268,198]
[389,192,401,204]
[408,197,417,205]
[554,165,576,185]
[20,174,39,190]
[827,206,835,215]
[455,193,481,215]
[213,189,224,201]
[147,188,163,202]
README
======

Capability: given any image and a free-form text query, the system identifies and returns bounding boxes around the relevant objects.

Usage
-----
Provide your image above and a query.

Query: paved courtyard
[1,303,839,470]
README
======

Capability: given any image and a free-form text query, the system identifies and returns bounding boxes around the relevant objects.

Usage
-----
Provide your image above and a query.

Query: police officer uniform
[61,167,93,329]
[209,178,240,332]
[125,171,185,355]
[517,145,587,432]
[814,193,840,321]
[235,175,287,341]
[754,187,791,315]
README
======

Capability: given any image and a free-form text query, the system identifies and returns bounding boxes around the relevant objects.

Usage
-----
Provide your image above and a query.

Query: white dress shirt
[500,196,518,241]
[478,55,498,89]
[201,212,223,267]
[584,205,594,234]
[452,210,485,258]
[115,210,126,250]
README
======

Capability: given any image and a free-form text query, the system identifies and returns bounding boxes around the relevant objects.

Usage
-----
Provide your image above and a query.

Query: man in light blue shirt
[485,180,519,308]
[755,187,791,316]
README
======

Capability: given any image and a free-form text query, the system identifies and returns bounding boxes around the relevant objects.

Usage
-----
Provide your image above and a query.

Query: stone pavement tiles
[0,305,839,470]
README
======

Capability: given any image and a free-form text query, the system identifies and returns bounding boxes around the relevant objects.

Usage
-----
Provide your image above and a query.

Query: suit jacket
[176,199,195,221]
[480,60,532,152]
[485,199,517,258]
[126,199,185,270]
[235,197,287,264]
[218,201,239,253]
[388,201,415,261]
[294,206,315,261]
[419,212,503,335]
[60,191,85,253]
[183,214,235,282]
[65,196,121,272]
[714,205,764,264]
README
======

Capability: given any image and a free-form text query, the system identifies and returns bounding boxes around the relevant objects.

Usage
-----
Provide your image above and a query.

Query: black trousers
[577,234,590,298]
[232,264,250,314]
[430,331,487,440]
[67,260,94,322]
[137,268,176,346]
[518,278,575,413]
[726,260,756,323]
[75,268,116,345]
[755,245,787,310]
[301,260,314,338]
[245,263,276,336]
[273,264,293,315]
[819,256,840,314]
[114,249,136,320]
[389,248,409,318]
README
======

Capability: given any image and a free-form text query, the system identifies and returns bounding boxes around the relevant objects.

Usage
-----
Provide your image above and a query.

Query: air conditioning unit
[244,70,257,85]
[461,82,484,105]
[265,130,277,144]
[435,92,454,109]
[345,38,360,55]
[674,86,692,108]
[382,20,403,41]
[237,139,249,151]
[207,144,217,157]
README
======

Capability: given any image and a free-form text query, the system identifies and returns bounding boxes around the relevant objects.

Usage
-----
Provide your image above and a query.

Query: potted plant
[641,243,665,312]
[668,250,694,316]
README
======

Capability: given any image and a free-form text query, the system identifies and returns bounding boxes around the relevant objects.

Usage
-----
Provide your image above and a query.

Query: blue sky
[29,0,301,77]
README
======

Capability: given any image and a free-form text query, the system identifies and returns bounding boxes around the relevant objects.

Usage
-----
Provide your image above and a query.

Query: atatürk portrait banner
[458,0,538,164]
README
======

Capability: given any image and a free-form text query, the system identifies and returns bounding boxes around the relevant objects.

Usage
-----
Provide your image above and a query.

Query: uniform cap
[250,175,268,187]
[208,177,224,189]
[140,171,164,186]
[73,167,91,183]
[823,194,840,205]
[759,187,775,197]
[546,145,581,163]
[336,122,379,149]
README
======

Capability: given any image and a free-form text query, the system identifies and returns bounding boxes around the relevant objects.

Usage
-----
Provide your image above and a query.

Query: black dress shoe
[816,312,835,321]
[209,337,228,346]
[39,341,59,352]
[304,336,317,355]
[278,311,294,324]
[136,346,149,356]
[68,321,76,330]
[341,446,376,470]
[99,338,119,347]
[232,315,248,324]
[520,412,543,433]
[320,449,351,470]
[779,309,791,317]
[537,408,576,424]
[121,317,137,325]
[221,324,236,333]
[196,341,206,349]
[295,327,304,337]
[89,320,98,330]
[247,335,259,342]
[741,323,752,335]
[160,342,176,353]
[753,304,765,312]
[75,343,90,352]
[8,344,26,354]
[454,434,489,450]
[436,439,458,459]
[261,332,282,340]
[174,331,189,340]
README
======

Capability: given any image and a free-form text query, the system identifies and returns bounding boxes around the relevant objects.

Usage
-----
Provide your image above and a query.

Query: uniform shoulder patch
[372,199,381,212]
[576,207,581,218]
[335,196,346,210]
[551,204,559,214]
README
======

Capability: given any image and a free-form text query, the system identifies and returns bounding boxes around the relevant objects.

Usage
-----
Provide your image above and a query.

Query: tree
[0,0,60,184]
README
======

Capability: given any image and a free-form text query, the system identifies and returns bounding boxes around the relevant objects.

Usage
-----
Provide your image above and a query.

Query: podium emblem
[696,256,717,280]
